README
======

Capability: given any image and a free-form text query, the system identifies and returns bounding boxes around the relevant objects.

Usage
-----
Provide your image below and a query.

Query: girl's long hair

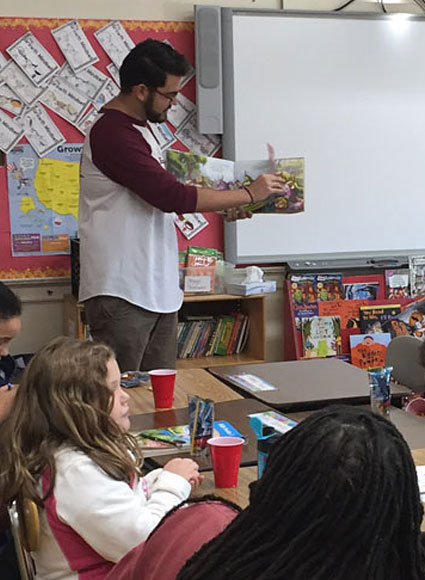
[178,405,425,580]
[0,336,143,505]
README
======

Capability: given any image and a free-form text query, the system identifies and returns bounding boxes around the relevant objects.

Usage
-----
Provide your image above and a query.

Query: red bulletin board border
[0,17,224,280]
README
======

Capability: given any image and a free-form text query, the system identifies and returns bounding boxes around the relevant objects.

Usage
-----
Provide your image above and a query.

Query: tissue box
[226,281,277,296]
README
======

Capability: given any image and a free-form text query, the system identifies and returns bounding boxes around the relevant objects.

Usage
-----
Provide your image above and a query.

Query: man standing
[78,39,283,372]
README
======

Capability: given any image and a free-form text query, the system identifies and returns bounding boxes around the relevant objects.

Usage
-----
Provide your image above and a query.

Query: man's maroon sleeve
[90,115,198,213]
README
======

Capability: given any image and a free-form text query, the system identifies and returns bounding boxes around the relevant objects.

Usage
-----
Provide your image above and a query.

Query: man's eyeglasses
[152,88,179,103]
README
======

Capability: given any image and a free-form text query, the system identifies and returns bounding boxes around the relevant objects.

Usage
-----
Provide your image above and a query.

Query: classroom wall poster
[0,17,222,278]
[7,143,80,256]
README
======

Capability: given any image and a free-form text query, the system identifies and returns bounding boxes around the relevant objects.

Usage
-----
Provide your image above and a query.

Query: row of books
[290,262,425,308]
[177,313,250,359]
[300,297,425,368]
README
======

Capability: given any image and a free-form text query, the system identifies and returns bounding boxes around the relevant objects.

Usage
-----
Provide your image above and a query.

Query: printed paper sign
[174,213,208,240]
[148,121,176,150]
[227,373,277,392]
[41,76,91,124]
[0,60,46,107]
[106,62,120,86]
[52,20,99,73]
[184,275,212,293]
[0,52,8,70]
[75,106,98,135]
[59,63,109,102]
[94,21,135,68]
[0,109,25,153]
[0,84,26,116]
[19,104,65,157]
[93,79,120,110]
[176,113,221,156]
[167,93,196,129]
[7,32,59,86]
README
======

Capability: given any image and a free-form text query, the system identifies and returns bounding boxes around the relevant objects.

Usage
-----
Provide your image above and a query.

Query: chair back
[386,335,425,391]
[8,498,40,580]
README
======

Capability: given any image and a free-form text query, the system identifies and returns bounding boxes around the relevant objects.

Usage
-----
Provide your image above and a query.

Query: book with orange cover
[318,299,370,330]
[349,333,391,370]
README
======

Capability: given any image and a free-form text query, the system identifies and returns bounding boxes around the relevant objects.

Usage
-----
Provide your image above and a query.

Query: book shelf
[177,294,266,369]
[62,293,266,369]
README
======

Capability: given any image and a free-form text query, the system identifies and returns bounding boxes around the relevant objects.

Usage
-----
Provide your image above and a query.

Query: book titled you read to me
[167,150,305,214]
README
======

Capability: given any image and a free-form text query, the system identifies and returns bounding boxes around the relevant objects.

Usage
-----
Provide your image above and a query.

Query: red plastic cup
[148,369,177,409]
[207,436,244,488]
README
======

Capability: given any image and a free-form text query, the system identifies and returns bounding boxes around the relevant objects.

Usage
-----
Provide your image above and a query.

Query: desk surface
[209,358,412,411]
[130,398,274,472]
[128,368,242,415]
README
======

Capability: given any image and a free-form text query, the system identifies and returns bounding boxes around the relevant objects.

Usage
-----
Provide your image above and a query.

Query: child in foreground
[176,405,425,580]
[0,336,203,579]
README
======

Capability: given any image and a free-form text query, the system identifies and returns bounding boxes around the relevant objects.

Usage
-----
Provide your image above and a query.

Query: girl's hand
[164,458,204,488]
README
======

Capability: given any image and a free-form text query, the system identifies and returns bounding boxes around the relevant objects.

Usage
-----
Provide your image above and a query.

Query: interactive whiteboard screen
[220,11,425,264]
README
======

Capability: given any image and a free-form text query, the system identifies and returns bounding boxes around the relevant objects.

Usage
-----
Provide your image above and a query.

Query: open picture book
[167,150,304,214]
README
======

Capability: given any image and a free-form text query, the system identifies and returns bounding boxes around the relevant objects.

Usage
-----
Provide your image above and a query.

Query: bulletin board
[0,17,224,280]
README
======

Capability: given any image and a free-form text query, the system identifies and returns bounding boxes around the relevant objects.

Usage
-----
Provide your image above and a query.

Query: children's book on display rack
[284,271,419,362]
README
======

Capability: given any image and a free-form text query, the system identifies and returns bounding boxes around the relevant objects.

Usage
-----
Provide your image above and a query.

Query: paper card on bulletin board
[0,17,224,280]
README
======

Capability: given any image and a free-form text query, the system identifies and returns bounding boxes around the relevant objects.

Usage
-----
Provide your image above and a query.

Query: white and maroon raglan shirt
[78,109,198,312]
[34,447,191,579]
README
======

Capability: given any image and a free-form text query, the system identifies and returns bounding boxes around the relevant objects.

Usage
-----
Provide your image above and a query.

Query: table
[209,358,413,412]
[130,398,275,472]
[127,368,242,415]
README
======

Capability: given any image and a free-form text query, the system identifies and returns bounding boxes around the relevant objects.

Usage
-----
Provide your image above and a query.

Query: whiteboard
[219,10,425,265]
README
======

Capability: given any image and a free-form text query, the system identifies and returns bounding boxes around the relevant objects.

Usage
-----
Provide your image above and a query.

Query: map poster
[7,142,81,256]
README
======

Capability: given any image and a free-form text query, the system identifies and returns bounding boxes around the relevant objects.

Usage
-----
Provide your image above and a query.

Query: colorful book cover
[301,316,341,358]
[385,268,410,299]
[359,304,401,334]
[318,299,370,329]
[388,297,425,339]
[289,274,317,306]
[248,410,298,434]
[316,273,344,301]
[167,149,305,214]
[294,306,319,331]
[349,333,391,370]
[342,274,385,301]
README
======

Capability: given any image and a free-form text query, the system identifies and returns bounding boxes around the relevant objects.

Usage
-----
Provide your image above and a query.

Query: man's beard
[145,92,169,123]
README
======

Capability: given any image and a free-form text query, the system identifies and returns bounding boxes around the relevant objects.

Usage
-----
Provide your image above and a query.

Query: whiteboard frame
[218,8,425,265]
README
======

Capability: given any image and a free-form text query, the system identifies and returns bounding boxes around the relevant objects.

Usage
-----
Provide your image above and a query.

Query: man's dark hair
[177,406,425,580]
[0,282,21,321]
[119,39,191,93]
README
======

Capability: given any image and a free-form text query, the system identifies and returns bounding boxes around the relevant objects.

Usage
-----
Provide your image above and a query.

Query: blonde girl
[0,337,202,580]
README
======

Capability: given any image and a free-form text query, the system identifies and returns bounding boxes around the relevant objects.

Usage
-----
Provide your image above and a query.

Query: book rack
[283,278,414,361]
